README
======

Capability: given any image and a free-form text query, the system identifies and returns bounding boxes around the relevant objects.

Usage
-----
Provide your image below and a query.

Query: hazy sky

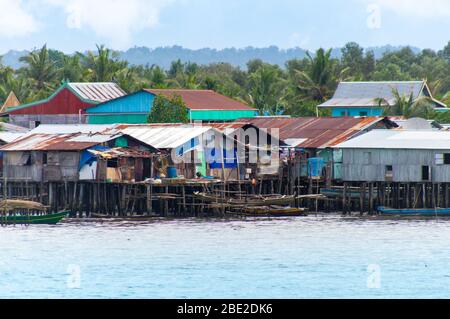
[0,0,449,53]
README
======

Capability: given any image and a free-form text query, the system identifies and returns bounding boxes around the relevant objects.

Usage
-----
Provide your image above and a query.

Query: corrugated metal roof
[144,89,256,111]
[88,147,154,159]
[120,126,214,149]
[25,124,118,136]
[0,132,25,143]
[335,130,450,150]
[0,122,29,133]
[68,83,126,103]
[243,116,389,148]
[319,81,426,108]
[0,132,120,151]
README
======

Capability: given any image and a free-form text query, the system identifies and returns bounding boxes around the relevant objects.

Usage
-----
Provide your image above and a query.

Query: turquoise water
[1,216,450,299]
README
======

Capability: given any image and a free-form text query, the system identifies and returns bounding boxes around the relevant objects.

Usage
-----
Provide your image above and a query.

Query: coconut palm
[295,48,336,103]
[377,88,435,118]
[19,44,57,92]
[247,64,287,115]
[81,45,128,82]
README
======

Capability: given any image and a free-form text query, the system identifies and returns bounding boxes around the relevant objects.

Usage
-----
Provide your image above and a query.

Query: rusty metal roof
[242,117,393,148]
[88,147,154,159]
[144,89,256,111]
[0,133,121,151]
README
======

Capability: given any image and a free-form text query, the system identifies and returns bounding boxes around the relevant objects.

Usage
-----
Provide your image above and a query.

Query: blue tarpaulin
[79,146,110,169]
[206,148,238,169]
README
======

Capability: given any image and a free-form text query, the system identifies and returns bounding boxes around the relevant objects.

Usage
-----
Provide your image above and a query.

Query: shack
[244,116,397,180]
[208,122,284,179]
[0,132,157,182]
[4,82,126,128]
[335,129,450,183]
[86,89,257,124]
[118,124,239,180]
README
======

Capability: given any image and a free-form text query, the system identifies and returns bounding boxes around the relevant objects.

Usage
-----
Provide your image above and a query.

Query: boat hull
[0,211,69,225]
[377,206,450,216]
[243,207,308,217]
[193,192,296,207]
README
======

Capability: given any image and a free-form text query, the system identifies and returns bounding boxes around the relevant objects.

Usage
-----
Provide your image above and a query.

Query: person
[196,172,203,179]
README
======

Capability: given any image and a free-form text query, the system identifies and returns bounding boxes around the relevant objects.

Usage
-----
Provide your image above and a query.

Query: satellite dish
[401,118,433,130]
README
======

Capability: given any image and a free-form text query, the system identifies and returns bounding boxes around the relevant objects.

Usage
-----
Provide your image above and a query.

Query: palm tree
[81,45,127,82]
[247,64,287,115]
[295,48,336,103]
[58,55,85,82]
[0,66,30,103]
[19,44,57,92]
[377,89,435,118]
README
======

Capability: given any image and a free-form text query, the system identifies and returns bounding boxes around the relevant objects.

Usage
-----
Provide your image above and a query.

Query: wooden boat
[377,206,450,217]
[321,188,377,199]
[243,206,308,217]
[0,211,69,225]
[0,200,68,225]
[193,192,296,207]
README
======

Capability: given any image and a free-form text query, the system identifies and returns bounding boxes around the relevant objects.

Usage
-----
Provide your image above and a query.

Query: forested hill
[1,45,421,70]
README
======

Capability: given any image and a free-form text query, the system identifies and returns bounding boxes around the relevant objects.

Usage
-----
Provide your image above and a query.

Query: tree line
[1,42,450,121]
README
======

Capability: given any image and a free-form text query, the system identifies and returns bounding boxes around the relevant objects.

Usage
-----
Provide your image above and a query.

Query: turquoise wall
[331,107,383,117]
[87,91,154,114]
[190,110,257,121]
[88,114,149,124]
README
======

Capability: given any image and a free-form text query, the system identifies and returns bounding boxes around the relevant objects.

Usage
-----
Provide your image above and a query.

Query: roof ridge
[340,81,424,84]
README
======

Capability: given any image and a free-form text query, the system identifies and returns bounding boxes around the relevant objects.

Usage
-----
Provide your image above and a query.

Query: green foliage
[1,41,449,118]
[148,94,189,124]
[380,89,435,119]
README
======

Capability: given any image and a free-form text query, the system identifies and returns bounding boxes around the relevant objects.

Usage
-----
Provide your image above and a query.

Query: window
[385,165,393,181]
[43,152,48,165]
[340,111,348,116]
[359,111,368,116]
[422,166,430,181]
[444,154,450,165]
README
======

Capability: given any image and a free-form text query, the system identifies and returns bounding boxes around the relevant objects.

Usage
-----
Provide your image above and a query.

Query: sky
[0,0,449,53]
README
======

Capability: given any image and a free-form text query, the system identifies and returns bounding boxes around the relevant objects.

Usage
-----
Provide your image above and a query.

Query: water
[1,216,450,299]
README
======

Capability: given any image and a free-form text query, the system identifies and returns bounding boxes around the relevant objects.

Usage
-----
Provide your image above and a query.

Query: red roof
[241,117,393,148]
[144,89,256,111]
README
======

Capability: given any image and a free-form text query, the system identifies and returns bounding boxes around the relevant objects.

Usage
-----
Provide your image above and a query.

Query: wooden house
[318,80,447,117]
[3,82,126,128]
[0,132,157,183]
[86,89,257,124]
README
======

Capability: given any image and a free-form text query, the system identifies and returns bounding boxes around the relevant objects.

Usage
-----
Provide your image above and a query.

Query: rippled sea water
[1,215,450,299]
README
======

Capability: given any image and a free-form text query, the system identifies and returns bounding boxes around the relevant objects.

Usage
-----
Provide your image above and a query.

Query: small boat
[193,192,296,207]
[377,206,450,217]
[321,188,377,199]
[0,211,69,225]
[0,200,69,225]
[242,206,308,217]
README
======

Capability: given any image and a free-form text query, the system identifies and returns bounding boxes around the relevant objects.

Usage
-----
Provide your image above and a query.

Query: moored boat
[243,206,308,217]
[0,211,69,225]
[377,206,450,216]
[0,200,69,225]
[193,192,296,207]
